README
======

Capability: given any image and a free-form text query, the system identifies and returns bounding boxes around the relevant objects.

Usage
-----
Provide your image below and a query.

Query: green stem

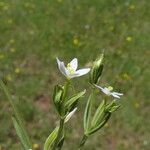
[78,135,88,150]
[52,118,65,150]
[52,80,70,150]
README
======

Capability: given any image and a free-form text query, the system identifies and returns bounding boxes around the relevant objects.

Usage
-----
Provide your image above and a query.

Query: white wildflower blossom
[95,85,123,99]
[56,58,90,79]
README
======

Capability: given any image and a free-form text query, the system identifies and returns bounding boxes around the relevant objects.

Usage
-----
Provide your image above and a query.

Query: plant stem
[78,135,88,150]
[52,80,70,150]
[52,118,65,150]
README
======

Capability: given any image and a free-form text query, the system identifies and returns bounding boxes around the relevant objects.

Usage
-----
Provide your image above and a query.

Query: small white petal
[102,88,111,95]
[113,92,123,96]
[111,92,121,98]
[56,58,68,77]
[75,68,90,77]
[65,108,77,123]
[70,58,78,71]
[94,85,104,90]
[67,73,80,79]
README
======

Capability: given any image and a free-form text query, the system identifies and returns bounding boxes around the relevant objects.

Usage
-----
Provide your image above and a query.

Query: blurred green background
[0,0,149,149]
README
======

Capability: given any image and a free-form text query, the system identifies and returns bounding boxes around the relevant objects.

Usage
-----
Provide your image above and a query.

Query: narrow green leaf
[91,100,105,127]
[44,127,59,150]
[0,79,32,147]
[88,112,111,135]
[12,117,31,150]
[83,92,94,134]
[65,90,86,109]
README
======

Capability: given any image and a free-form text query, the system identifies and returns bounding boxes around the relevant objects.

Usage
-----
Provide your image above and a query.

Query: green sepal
[53,84,64,114]
[44,126,59,150]
[106,100,121,113]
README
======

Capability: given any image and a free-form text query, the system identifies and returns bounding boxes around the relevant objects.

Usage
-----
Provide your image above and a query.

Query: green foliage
[44,127,59,150]
[65,89,86,112]
[0,0,149,149]
[0,80,32,149]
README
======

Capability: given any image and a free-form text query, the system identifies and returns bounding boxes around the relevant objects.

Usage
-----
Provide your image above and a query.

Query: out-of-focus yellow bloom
[7,19,13,24]
[9,39,15,44]
[126,36,133,42]
[3,5,9,10]
[129,5,135,10]
[15,68,21,74]
[122,73,131,80]
[0,54,4,59]
[109,26,114,31]
[33,143,40,149]
[135,103,140,108]
[73,38,79,45]
[105,123,109,128]
[10,48,16,53]
[6,74,12,81]
[29,30,34,35]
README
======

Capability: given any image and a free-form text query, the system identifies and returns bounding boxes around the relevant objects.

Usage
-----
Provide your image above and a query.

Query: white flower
[56,58,90,79]
[95,85,123,99]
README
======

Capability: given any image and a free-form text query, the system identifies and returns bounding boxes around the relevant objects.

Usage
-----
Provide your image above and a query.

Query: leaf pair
[84,92,120,136]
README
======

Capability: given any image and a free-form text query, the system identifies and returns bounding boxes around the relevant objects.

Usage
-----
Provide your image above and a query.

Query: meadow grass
[0,0,149,149]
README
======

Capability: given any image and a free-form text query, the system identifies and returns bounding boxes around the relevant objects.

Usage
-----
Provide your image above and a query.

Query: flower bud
[89,54,104,84]
[53,84,64,114]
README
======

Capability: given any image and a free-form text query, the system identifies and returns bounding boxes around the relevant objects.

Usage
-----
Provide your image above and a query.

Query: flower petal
[111,92,121,98]
[56,58,68,77]
[113,92,123,96]
[75,68,90,77]
[70,58,78,71]
[94,85,104,91]
[102,87,111,95]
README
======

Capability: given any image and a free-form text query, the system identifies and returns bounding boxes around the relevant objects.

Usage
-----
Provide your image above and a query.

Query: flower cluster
[0,54,123,150]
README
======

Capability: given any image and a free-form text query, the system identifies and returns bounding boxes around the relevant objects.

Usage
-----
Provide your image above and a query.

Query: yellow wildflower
[135,103,140,108]
[7,19,13,24]
[10,48,16,53]
[3,5,9,10]
[33,143,39,149]
[126,36,132,42]
[105,123,109,128]
[15,68,21,74]
[122,73,131,80]
[0,54,4,59]
[9,39,15,44]
[57,0,63,2]
[6,74,12,81]
[129,5,135,10]
[73,38,79,45]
